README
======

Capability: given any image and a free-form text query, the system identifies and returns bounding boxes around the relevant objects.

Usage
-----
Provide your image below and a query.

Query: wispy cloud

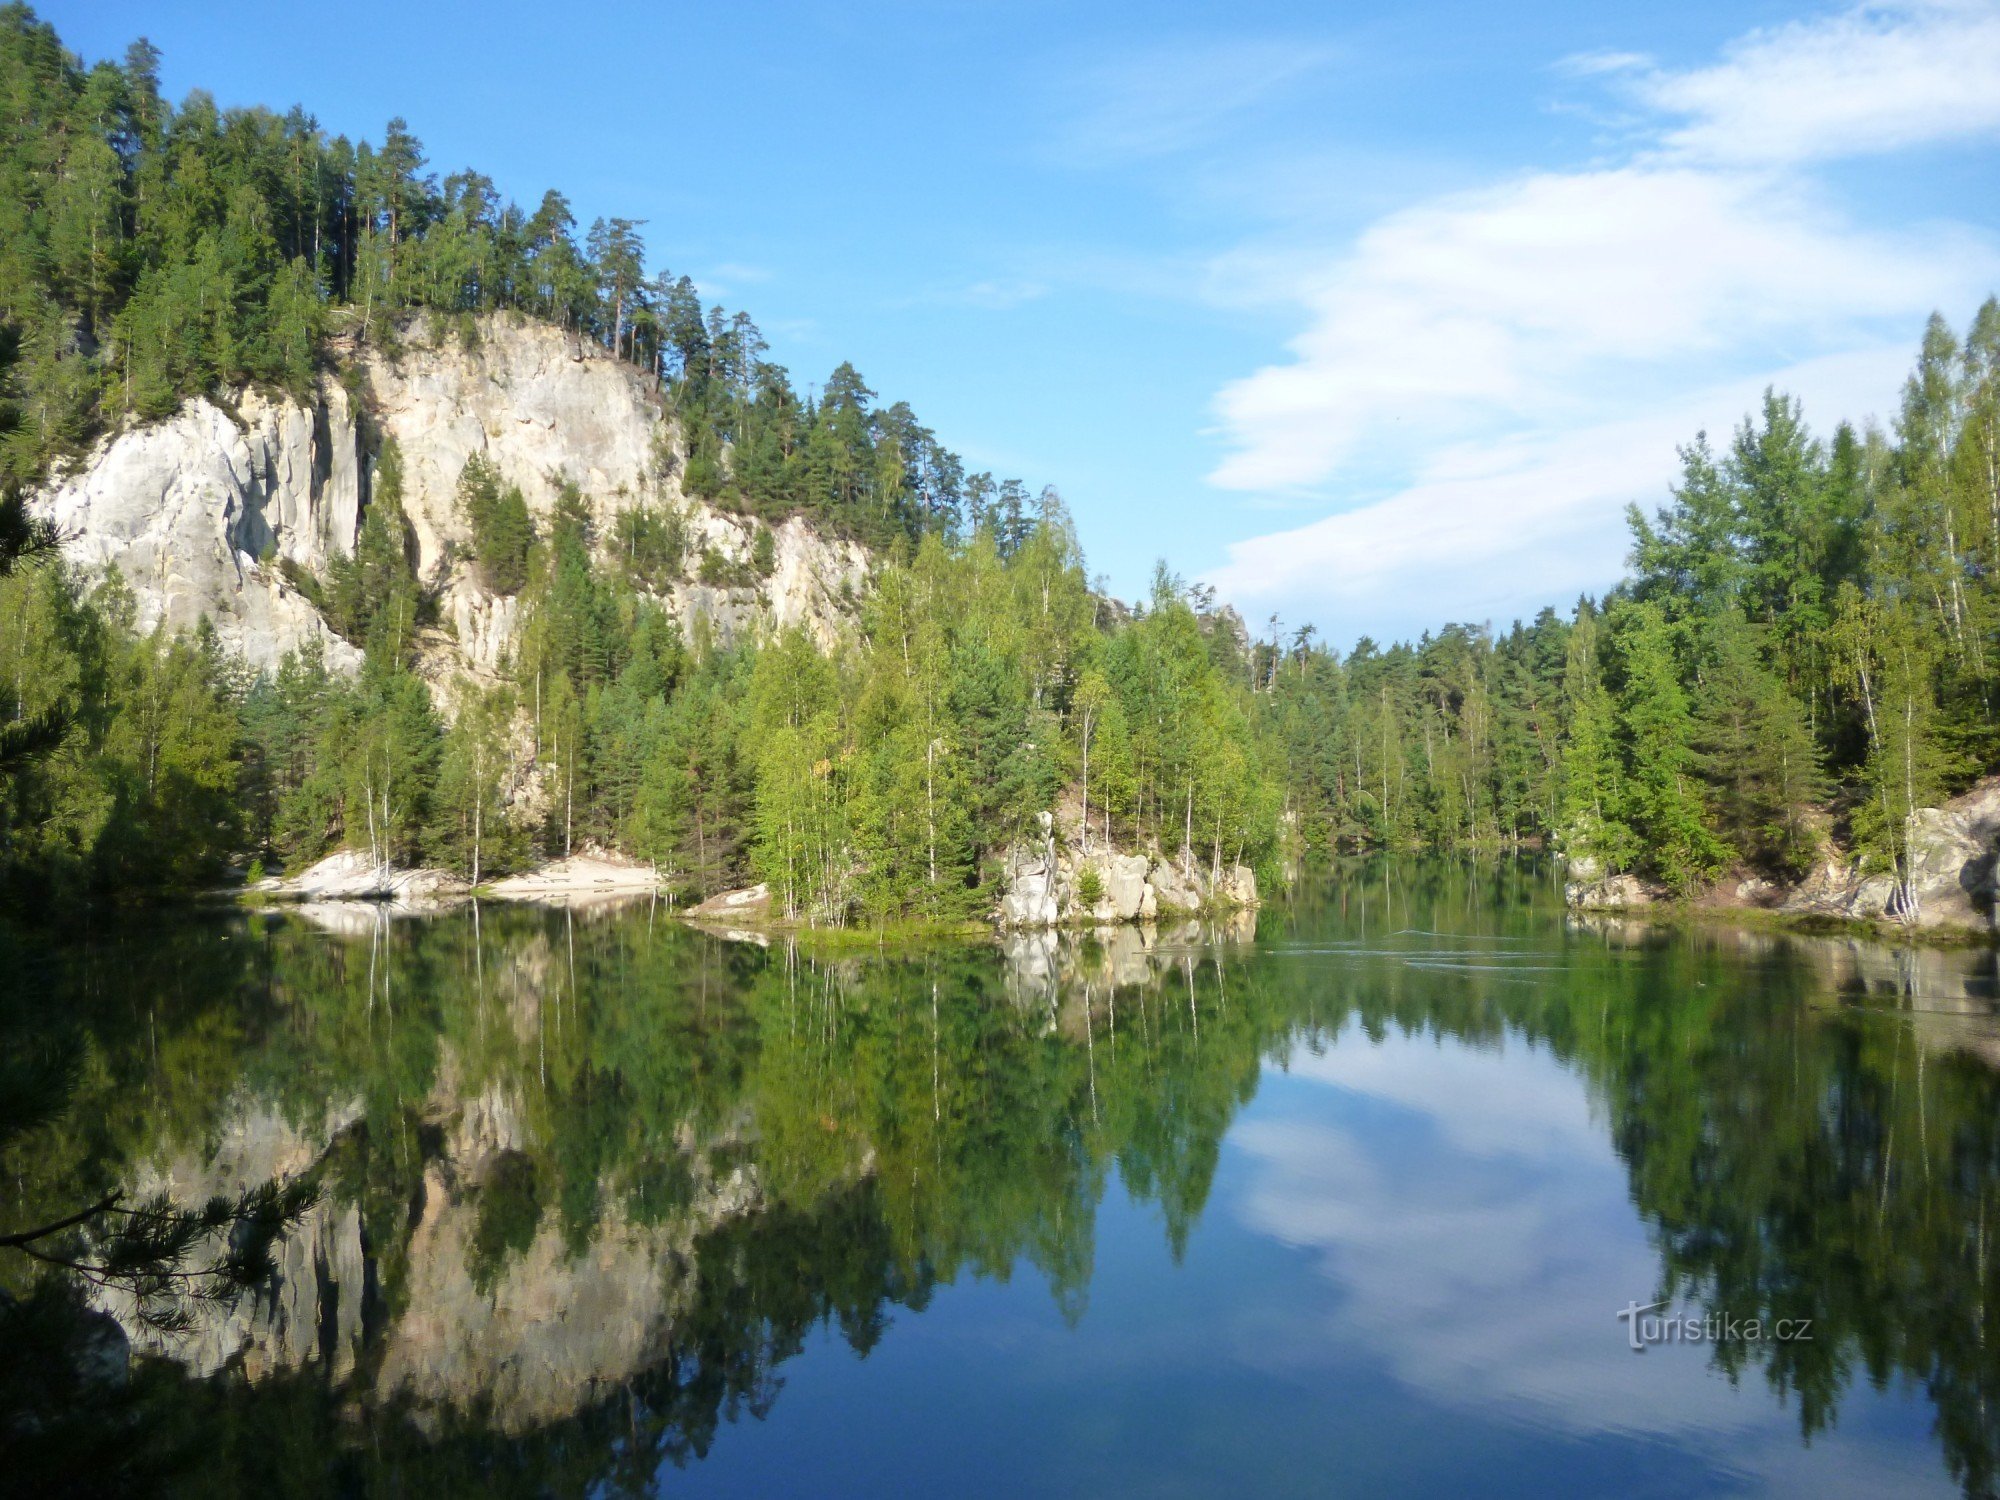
[1053,37,1338,166]
[1207,167,1988,493]
[692,261,773,300]
[1201,1,2000,640]
[1637,0,2000,165]
[909,277,1051,311]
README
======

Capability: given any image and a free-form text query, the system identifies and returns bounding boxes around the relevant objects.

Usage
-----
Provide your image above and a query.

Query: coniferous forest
[2,3,1999,918]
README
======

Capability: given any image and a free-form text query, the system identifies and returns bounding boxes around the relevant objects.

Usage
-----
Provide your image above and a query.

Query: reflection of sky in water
[1225,1029,1949,1498]
[668,1025,1952,1499]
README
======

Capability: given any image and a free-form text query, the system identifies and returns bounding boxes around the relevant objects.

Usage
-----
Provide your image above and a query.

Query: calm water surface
[8,861,2000,1497]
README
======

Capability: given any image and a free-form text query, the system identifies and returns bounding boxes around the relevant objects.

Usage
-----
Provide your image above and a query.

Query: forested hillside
[1,4,1997,921]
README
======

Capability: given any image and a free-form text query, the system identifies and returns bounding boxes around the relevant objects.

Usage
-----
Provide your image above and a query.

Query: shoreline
[1567,893,1999,949]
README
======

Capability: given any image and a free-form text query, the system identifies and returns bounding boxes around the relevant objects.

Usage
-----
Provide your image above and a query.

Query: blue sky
[45,0,2000,648]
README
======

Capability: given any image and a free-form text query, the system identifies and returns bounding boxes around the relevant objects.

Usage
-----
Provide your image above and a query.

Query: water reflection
[4,862,2000,1496]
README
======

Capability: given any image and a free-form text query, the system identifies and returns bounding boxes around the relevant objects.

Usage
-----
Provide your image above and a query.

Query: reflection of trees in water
[7,863,2000,1495]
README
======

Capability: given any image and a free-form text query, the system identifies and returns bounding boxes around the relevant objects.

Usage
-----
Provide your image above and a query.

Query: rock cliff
[33,313,869,682]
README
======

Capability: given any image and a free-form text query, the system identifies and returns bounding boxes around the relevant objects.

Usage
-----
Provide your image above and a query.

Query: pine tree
[1614,601,1726,891]
[1689,607,1823,876]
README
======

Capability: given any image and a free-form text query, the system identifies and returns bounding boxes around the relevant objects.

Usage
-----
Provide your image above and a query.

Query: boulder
[1148,859,1202,913]
[1903,797,1997,929]
[1566,873,1655,909]
[687,883,772,921]
[999,847,1061,928]
[1735,876,1778,904]
[1217,864,1259,908]
[1077,851,1150,922]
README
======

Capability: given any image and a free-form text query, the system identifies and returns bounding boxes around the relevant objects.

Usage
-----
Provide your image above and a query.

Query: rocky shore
[1566,777,2000,939]
[249,811,1259,936]
[993,812,1258,928]
[250,846,666,911]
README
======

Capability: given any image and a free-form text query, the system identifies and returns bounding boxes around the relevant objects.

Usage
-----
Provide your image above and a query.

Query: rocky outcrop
[32,313,869,684]
[1565,872,1659,910]
[997,813,1258,928]
[256,848,465,904]
[38,387,366,672]
[1779,780,1999,932]
[687,882,773,922]
[481,849,662,904]
[1563,778,2000,936]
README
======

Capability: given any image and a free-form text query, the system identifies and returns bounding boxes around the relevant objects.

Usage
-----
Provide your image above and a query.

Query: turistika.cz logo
[1616,1300,1813,1353]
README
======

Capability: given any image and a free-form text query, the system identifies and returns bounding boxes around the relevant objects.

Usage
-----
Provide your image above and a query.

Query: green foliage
[1612,601,1729,892]
[456,455,533,595]
[611,500,686,590]
[1,0,1996,914]
[0,563,245,899]
[322,441,419,656]
[1689,607,1824,876]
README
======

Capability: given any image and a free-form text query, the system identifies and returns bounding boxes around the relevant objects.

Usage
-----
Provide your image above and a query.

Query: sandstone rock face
[1902,781,2000,928]
[1778,777,2000,932]
[1566,872,1656,910]
[37,388,365,672]
[260,848,465,904]
[996,823,1259,929]
[32,313,868,686]
[1566,778,2000,933]
[999,845,1062,928]
[1083,852,1150,921]
[687,882,773,921]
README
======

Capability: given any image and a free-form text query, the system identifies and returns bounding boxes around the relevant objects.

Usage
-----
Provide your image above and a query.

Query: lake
[6,861,2000,1498]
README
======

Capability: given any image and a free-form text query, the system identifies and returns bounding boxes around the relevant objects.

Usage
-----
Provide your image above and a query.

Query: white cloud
[1207,167,1979,494]
[1639,0,2000,166]
[1552,50,1653,79]
[1207,345,1924,643]
[1201,2,2000,637]
[951,278,1051,310]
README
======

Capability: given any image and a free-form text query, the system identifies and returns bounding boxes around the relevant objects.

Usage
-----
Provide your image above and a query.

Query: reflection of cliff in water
[90,909,1272,1438]
[1572,911,2000,1066]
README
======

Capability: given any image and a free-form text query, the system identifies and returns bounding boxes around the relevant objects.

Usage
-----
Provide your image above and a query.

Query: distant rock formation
[33,312,869,686]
